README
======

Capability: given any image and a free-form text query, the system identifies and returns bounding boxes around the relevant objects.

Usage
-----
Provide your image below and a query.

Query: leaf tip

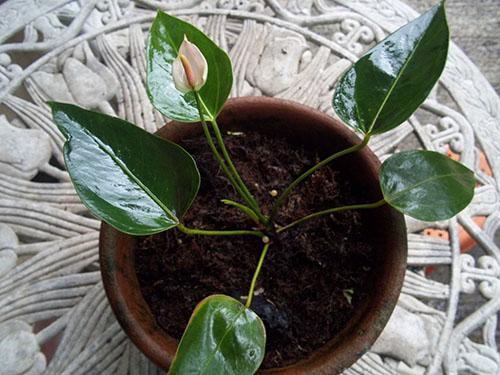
[154,9,166,20]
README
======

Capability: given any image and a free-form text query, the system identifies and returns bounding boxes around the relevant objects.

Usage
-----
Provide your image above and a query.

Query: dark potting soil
[135,130,375,369]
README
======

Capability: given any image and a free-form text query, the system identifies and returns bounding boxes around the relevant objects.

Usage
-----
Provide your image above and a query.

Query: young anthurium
[172,36,208,93]
[51,3,477,374]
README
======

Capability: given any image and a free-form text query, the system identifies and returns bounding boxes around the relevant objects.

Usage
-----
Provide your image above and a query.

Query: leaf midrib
[366,10,436,133]
[81,127,178,224]
[199,305,246,374]
[385,171,471,204]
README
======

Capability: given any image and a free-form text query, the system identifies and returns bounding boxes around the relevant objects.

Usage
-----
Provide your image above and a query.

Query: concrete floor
[406,0,499,93]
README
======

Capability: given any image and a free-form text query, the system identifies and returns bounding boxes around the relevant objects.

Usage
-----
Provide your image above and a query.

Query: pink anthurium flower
[172,35,208,93]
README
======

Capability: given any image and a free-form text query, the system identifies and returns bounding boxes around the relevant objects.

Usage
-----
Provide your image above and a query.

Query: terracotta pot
[100,97,407,374]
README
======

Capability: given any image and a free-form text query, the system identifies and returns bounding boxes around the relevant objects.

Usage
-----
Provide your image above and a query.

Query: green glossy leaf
[147,11,233,122]
[333,2,449,134]
[50,102,200,235]
[380,150,474,221]
[169,295,266,375]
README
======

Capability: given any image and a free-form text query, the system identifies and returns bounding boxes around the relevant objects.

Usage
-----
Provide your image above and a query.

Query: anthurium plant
[50,2,474,373]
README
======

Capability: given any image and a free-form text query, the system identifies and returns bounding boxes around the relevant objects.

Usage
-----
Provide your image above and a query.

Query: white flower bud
[172,35,208,93]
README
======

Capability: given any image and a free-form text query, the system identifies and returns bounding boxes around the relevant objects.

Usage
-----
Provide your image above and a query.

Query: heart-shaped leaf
[147,11,233,122]
[333,2,449,135]
[169,295,266,375]
[380,150,474,221]
[50,102,200,235]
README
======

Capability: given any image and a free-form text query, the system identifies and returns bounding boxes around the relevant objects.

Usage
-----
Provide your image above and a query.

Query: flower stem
[193,92,269,226]
[193,92,263,222]
[270,133,372,219]
[177,223,265,239]
[276,199,386,233]
[209,117,268,224]
[200,121,241,194]
[245,242,271,308]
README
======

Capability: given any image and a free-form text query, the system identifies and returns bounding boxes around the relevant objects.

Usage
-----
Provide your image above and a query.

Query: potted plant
[50,1,474,373]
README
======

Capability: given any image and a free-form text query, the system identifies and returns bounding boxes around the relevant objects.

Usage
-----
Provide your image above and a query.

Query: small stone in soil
[250,295,289,333]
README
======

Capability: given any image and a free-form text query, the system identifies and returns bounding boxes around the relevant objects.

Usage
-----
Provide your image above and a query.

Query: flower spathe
[172,36,208,93]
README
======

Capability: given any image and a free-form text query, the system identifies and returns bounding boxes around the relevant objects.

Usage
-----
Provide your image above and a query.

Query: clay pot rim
[99,96,407,374]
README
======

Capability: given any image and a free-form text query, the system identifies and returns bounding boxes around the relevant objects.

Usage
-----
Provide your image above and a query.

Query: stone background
[407,0,499,93]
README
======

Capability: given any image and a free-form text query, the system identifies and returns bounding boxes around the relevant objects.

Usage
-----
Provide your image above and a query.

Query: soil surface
[135,130,375,369]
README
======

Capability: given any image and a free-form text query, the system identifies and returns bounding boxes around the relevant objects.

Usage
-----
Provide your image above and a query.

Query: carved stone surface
[0,0,498,374]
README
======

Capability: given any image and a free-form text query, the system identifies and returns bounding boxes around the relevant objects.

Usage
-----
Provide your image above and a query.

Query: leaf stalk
[177,223,265,239]
[245,242,271,308]
[270,133,371,219]
[277,199,386,233]
[209,117,268,224]
[194,92,269,227]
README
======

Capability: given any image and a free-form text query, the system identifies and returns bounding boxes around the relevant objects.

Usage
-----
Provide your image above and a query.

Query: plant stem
[193,92,261,220]
[221,199,260,224]
[277,199,386,233]
[245,242,270,308]
[200,121,242,193]
[177,223,265,239]
[270,133,372,219]
[209,117,268,225]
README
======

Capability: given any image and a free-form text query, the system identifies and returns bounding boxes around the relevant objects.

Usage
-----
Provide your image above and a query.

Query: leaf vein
[199,306,246,374]
[368,11,436,132]
[82,128,178,223]
[385,171,472,204]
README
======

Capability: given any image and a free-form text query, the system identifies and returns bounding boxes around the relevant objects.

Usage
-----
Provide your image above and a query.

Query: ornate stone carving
[0,320,46,374]
[333,18,375,55]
